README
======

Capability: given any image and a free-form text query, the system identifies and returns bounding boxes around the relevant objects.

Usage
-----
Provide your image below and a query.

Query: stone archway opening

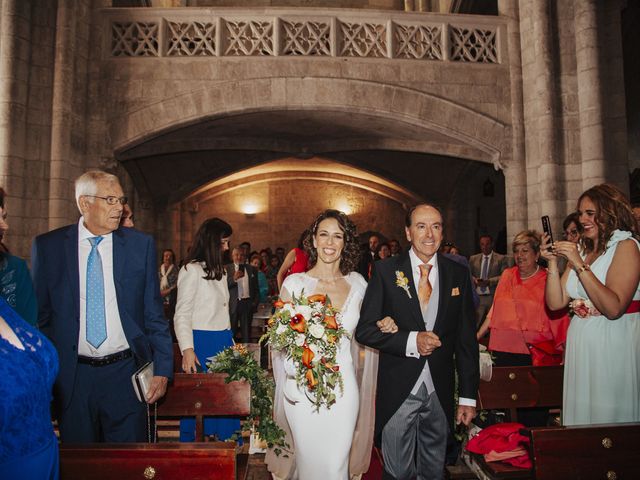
[115,106,506,257]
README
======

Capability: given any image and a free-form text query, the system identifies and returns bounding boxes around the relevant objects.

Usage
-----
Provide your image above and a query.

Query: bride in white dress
[266,210,388,480]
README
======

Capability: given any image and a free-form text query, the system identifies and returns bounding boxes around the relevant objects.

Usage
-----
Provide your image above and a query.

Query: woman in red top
[477,230,570,367]
[276,230,309,290]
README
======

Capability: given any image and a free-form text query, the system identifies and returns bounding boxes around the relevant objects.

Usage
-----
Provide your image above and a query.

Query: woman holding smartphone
[173,217,240,441]
[543,184,640,426]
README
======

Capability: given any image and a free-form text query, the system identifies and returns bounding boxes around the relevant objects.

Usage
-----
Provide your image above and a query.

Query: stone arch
[110,77,509,168]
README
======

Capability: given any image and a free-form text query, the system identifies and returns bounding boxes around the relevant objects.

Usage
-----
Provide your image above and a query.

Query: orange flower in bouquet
[261,290,349,410]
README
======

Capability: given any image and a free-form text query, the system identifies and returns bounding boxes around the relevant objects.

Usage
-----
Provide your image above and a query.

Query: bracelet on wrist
[576,263,590,275]
[547,270,559,275]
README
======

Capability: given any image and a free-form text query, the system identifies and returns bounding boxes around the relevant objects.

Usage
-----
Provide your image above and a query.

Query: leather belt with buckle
[78,348,132,367]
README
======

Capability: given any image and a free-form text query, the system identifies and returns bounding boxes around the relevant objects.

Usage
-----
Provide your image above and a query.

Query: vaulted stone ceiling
[117,109,500,208]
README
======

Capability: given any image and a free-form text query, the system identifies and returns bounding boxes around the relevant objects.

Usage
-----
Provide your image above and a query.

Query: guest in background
[359,233,380,280]
[276,230,310,290]
[378,242,391,260]
[173,217,240,441]
[159,249,178,322]
[389,239,402,256]
[0,188,38,326]
[226,247,259,343]
[477,230,569,367]
[631,202,640,227]
[275,246,286,265]
[470,235,510,326]
[266,255,280,296]
[543,184,640,426]
[239,242,251,263]
[120,203,134,228]
[250,253,269,304]
[557,212,583,273]
[562,212,582,244]
[259,249,270,272]
[477,230,569,426]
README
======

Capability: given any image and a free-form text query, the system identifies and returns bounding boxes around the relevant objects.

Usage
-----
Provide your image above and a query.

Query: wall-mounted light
[335,199,353,216]
[242,202,259,218]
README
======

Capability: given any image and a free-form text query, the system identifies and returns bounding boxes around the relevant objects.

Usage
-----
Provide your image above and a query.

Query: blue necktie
[86,236,107,348]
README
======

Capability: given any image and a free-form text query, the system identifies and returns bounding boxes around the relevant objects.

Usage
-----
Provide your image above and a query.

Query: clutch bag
[131,361,154,402]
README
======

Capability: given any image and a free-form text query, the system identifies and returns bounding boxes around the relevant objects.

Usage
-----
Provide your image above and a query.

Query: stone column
[574,0,628,192]
[498,0,527,239]
[527,0,565,228]
[48,0,78,230]
[574,0,606,189]
[0,0,31,218]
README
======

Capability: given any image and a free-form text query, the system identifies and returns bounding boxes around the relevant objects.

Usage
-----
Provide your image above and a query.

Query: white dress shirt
[173,262,231,353]
[77,218,129,357]
[405,248,476,406]
[234,263,250,300]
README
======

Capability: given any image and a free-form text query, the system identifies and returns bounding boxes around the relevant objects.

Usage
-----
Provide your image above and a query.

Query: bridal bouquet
[262,291,349,411]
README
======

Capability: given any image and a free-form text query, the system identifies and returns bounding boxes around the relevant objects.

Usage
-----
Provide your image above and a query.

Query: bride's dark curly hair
[303,209,361,275]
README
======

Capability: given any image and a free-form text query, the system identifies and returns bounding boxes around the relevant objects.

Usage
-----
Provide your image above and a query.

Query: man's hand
[416,331,441,356]
[233,269,245,281]
[376,316,398,334]
[456,405,477,426]
[146,376,169,404]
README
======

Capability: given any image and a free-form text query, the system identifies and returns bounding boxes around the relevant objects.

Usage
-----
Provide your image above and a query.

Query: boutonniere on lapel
[395,271,412,298]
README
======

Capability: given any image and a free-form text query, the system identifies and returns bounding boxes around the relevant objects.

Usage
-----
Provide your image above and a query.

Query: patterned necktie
[86,236,107,348]
[480,255,490,294]
[418,263,432,312]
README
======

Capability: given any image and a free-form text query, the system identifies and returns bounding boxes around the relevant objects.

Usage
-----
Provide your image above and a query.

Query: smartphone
[541,215,554,249]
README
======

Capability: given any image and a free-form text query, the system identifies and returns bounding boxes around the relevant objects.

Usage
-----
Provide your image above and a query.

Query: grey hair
[74,170,120,211]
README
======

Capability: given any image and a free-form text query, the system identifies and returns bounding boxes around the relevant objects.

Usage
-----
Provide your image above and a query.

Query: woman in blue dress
[0,188,59,479]
[0,297,59,479]
[173,217,240,441]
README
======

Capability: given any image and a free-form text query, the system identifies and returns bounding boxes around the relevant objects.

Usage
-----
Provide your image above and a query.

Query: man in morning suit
[469,235,510,326]
[31,170,173,442]
[226,247,259,342]
[356,204,479,480]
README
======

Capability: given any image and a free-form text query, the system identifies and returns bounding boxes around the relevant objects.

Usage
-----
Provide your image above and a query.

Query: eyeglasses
[564,229,579,238]
[85,195,128,206]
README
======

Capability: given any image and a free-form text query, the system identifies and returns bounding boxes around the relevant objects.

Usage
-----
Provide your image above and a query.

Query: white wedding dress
[271,272,371,480]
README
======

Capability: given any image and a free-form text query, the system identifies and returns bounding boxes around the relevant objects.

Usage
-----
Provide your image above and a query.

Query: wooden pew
[461,365,564,480]
[159,373,250,441]
[60,442,237,480]
[530,423,640,480]
[60,373,251,480]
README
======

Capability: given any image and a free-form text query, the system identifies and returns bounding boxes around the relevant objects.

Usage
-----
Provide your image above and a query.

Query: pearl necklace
[519,265,539,280]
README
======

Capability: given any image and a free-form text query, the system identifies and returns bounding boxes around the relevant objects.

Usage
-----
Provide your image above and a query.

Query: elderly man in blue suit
[31,170,173,442]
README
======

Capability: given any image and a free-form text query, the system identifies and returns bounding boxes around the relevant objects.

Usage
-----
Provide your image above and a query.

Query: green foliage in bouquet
[208,344,289,455]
